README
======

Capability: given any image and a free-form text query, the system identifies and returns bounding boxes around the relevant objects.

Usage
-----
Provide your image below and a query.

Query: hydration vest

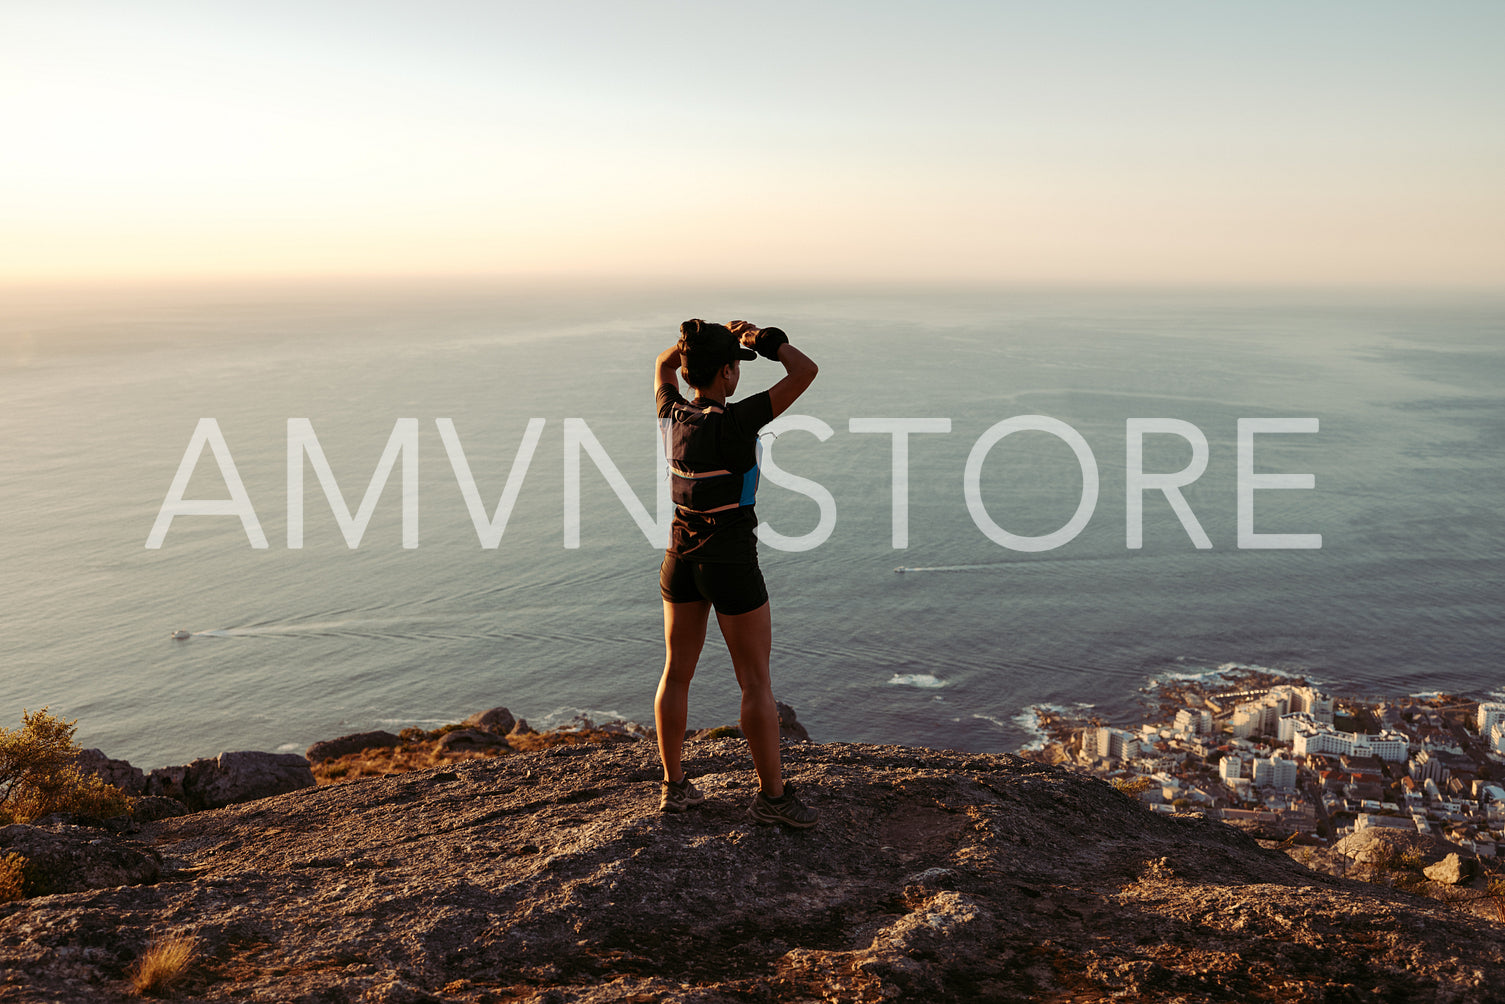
[660,398,762,516]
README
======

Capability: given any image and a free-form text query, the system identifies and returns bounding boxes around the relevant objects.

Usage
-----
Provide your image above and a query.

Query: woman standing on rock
[653,318,819,828]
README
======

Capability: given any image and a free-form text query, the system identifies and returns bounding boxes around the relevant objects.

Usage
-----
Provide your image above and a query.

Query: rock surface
[435,728,511,753]
[306,731,403,764]
[1331,826,1442,866]
[462,707,517,735]
[0,823,161,897]
[73,749,147,796]
[129,796,190,824]
[775,701,809,741]
[1425,852,1478,886]
[145,751,316,810]
[1,740,1503,1002]
[689,702,810,743]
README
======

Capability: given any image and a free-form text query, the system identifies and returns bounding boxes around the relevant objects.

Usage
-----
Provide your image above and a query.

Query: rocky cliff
[2,737,1503,1002]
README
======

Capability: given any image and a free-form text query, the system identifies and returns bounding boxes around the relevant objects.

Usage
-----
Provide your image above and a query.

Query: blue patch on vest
[739,438,762,506]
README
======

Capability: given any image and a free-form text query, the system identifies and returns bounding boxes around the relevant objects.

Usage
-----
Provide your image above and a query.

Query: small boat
[170,629,191,640]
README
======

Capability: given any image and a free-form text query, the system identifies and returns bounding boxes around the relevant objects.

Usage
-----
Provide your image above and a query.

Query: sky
[1,1,1501,286]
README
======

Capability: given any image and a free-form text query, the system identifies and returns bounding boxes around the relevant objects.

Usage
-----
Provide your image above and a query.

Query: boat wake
[887,673,948,689]
[185,616,457,640]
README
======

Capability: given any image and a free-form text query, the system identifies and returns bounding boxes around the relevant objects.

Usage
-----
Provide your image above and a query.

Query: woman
[653,318,819,827]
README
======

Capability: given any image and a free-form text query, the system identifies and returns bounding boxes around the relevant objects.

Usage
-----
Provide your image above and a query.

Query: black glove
[753,326,788,361]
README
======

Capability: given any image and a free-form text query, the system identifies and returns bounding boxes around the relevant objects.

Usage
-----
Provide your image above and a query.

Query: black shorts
[659,553,769,616]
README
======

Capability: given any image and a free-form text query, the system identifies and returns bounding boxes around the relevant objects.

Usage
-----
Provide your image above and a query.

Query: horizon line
[2,271,1502,296]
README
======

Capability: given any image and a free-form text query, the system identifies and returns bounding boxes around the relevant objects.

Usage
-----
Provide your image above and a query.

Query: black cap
[680,318,756,367]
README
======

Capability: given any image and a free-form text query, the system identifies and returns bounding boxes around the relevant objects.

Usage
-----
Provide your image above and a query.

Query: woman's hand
[727,319,761,347]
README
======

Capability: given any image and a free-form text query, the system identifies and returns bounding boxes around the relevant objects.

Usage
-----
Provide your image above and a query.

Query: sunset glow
[3,2,1501,286]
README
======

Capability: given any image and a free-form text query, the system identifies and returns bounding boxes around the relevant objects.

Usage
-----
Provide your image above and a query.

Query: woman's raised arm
[656,344,682,390]
[764,343,817,418]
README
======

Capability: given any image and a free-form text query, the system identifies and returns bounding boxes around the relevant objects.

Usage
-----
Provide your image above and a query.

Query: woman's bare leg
[657,599,711,783]
[716,601,783,797]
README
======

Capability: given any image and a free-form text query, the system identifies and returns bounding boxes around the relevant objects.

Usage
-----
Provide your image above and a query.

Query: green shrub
[0,708,134,824]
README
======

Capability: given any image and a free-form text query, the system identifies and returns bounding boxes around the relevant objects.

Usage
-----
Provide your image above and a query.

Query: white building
[1219,755,1243,783]
[1356,813,1417,833]
[1094,727,1139,762]
[1229,691,1293,738]
[1271,688,1336,740]
[1290,717,1409,763]
[1250,757,1272,787]
[1410,749,1448,783]
[1080,728,1099,758]
[1251,755,1298,790]
[1478,702,1505,736]
[1289,686,1335,724]
[1174,709,1213,736]
[1278,713,1305,743]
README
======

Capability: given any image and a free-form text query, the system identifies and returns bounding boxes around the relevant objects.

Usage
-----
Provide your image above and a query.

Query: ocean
[1,280,1500,768]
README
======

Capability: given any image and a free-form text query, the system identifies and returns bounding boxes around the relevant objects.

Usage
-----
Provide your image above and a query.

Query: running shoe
[749,781,819,828]
[659,776,705,813]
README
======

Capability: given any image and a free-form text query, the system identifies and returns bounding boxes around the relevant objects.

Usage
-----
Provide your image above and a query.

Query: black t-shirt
[657,383,774,563]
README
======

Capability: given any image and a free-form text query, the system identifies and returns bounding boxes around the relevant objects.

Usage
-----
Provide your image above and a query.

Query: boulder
[148,752,315,811]
[507,718,536,737]
[72,748,146,794]
[436,729,510,753]
[689,702,810,743]
[1332,827,1439,867]
[776,701,811,741]
[306,731,403,764]
[1424,852,1477,885]
[597,720,648,739]
[689,724,743,740]
[463,707,516,735]
[145,763,190,802]
[0,823,161,897]
[189,752,315,809]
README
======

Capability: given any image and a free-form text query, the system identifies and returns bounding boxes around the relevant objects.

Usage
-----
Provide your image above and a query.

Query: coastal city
[1022,668,1505,855]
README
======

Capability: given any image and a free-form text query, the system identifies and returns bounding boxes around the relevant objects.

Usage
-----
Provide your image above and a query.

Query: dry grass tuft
[129,933,199,997]
[0,853,26,903]
[1109,775,1154,797]
[311,726,638,785]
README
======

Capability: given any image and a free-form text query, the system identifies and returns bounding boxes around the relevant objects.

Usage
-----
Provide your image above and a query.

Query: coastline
[10,676,1505,1001]
[67,667,1504,820]
[11,726,1505,1001]
[1014,664,1505,858]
